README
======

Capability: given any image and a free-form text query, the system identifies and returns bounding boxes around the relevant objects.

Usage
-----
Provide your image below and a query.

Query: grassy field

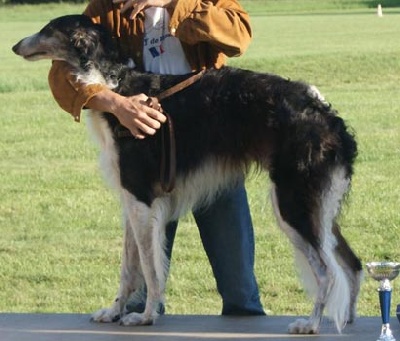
[0,1,400,320]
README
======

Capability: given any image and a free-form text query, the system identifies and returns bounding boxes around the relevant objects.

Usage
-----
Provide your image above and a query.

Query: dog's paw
[288,318,319,334]
[91,308,121,323]
[346,308,357,324]
[119,312,155,326]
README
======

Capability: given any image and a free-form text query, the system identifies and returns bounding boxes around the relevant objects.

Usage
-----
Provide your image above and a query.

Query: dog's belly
[168,157,243,220]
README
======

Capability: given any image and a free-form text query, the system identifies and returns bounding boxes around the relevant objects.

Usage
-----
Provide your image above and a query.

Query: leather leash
[115,70,205,193]
[156,69,205,101]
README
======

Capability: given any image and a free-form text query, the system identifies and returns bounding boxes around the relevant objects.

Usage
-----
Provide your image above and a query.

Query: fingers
[145,97,163,113]
[112,0,141,18]
[112,0,133,15]
[117,94,167,139]
[113,0,171,19]
[136,99,166,132]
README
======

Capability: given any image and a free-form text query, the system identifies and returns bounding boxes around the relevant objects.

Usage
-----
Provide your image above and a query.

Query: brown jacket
[48,0,252,122]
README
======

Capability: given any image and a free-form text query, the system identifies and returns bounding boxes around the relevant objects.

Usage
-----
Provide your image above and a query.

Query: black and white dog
[12,15,362,334]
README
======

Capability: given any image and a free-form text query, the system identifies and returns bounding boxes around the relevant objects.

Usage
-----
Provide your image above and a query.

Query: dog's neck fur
[77,43,184,97]
[75,40,132,90]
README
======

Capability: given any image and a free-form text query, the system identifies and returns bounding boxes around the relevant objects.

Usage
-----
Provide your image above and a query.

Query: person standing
[48,0,265,316]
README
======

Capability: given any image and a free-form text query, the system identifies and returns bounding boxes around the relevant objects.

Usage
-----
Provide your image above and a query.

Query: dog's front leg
[119,194,168,326]
[92,211,143,323]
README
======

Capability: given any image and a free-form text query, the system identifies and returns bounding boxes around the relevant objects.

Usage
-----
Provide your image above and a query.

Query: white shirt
[143,7,191,75]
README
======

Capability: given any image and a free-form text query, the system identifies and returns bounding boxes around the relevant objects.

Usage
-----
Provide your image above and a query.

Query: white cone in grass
[377,4,383,17]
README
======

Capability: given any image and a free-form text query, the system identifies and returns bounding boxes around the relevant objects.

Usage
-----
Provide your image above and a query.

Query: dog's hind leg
[91,206,144,323]
[119,191,169,326]
[332,222,363,323]
[271,187,329,334]
[270,166,353,334]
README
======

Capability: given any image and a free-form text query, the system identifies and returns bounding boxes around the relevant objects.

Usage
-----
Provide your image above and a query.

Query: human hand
[113,0,177,19]
[88,90,167,139]
[113,93,167,139]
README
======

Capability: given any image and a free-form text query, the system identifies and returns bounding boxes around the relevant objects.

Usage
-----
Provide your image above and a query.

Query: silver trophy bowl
[366,262,400,341]
[367,262,400,282]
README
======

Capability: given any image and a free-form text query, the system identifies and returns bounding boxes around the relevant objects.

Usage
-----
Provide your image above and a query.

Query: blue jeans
[128,182,265,316]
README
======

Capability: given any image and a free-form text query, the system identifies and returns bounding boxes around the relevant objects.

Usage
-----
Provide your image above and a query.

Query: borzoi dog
[12,15,362,334]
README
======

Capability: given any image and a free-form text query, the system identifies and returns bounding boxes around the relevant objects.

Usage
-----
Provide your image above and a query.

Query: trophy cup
[366,262,400,341]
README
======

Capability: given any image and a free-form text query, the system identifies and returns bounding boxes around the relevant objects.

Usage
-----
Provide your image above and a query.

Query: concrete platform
[0,314,399,341]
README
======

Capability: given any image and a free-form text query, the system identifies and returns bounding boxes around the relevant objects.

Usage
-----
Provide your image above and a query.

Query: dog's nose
[12,41,21,55]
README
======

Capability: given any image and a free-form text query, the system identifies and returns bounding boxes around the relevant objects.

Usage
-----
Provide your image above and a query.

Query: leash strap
[157,70,205,101]
[154,70,205,192]
[146,97,176,193]
[160,111,176,193]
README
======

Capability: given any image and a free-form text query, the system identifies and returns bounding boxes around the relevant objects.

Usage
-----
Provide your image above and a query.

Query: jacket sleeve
[47,0,113,122]
[48,61,106,122]
[170,0,252,57]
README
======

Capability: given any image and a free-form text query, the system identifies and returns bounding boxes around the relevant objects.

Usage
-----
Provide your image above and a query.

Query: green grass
[1,2,400,319]
[241,0,400,15]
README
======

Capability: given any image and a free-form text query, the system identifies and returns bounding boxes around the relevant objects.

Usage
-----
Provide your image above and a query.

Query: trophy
[366,262,400,341]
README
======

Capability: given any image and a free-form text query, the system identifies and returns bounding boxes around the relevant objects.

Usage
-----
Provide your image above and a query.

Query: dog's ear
[71,27,99,66]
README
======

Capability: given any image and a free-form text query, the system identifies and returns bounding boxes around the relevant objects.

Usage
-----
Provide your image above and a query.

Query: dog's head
[12,15,116,69]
